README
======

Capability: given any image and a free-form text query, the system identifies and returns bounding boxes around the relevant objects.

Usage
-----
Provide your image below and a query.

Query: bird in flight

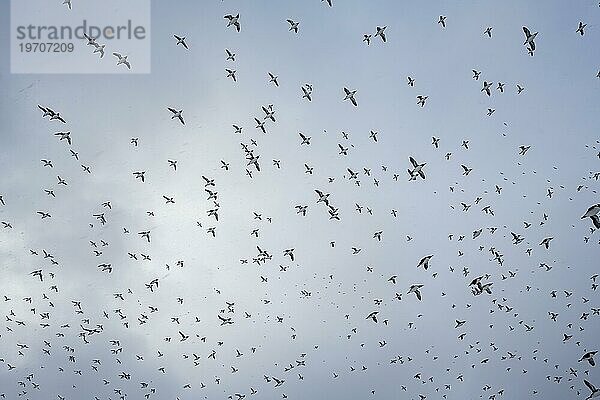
[133,171,146,182]
[482,81,493,96]
[226,69,237,82]
[287,19,299,33]
[408,157,426,180]
[224,13,241,32]
[167,107,185,125]
[375,26,387,42]
[268,72,279,86]
[54,131,71,145]
[174,34,189,49]
[93,44,105,58]
[438,15,446,28]
[417,255,433,270]
[408,284,424,300]
[302,85,312,101]
[522,26,538,52]
[226,49,236,61]
[299,132,311,145]
[112,52,131,69]
[580,351,597,366]
[343,87,358,106]
[582,204,600,228]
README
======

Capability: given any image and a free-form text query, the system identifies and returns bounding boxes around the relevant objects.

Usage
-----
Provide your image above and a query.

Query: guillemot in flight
[343,87,358,106]
[174,35,189,49]
[408,157,426,180]
[167,108,185,125]
[224,14,241,32]
[522,26,538,51]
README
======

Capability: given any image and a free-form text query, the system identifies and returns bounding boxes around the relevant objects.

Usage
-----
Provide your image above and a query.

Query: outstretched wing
[591,215,600,229]
[584,380,596,392]
[522,26,531,37]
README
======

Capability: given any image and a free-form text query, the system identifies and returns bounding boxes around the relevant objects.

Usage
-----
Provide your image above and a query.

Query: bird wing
[591,215,600,229]
[522,26,531,37]
[409,157,418,167]
[584,380,596,392]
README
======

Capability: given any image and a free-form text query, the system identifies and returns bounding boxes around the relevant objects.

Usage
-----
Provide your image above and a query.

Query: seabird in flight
[112,52,131,69]
[522,26,538,51]
[343,87,358,106]
[224,14,241,32]
[167,108,185,125]
[174,34,189,49]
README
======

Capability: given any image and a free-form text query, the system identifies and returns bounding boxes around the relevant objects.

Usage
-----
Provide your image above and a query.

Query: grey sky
[1,1,599,399]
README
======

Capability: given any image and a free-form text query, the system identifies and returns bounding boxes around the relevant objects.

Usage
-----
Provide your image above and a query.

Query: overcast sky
[1,1,599,399]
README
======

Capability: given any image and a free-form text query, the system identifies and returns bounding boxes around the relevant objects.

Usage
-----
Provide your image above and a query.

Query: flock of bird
[1,1,600,400]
